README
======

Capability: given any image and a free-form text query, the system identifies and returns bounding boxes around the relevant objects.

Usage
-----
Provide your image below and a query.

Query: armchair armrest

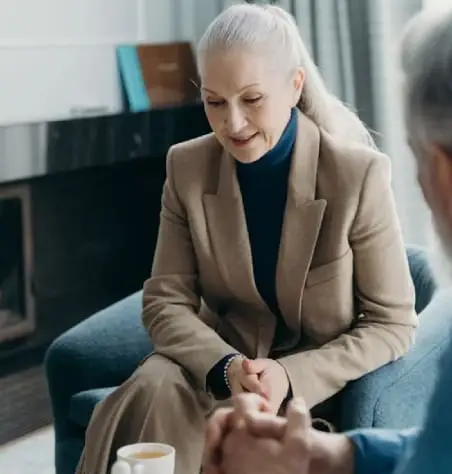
[339,290,452,430]
[406,244,437,314]
[45,291,151,440]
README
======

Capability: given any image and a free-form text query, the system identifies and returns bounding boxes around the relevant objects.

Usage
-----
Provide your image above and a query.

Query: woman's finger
[230,377,247,397]
[238,371,267,397]
[242,358,267,375]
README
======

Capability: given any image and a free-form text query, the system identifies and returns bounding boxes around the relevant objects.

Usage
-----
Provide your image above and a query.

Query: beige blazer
[142,111,417,408]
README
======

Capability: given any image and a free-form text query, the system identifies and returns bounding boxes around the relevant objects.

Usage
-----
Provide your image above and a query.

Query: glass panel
[0,197,25,332]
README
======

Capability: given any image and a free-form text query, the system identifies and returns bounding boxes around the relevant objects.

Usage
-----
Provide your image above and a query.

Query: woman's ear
[292,68,305,107]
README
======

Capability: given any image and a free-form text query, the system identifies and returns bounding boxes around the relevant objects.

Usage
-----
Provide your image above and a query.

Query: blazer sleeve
[142,147,237,390]
[278,155,418,408]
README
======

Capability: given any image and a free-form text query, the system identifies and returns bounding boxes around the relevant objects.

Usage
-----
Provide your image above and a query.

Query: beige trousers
[75,354,220,474]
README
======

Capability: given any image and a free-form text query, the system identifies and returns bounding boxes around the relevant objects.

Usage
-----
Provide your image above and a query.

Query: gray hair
[401,8,452,155]
[197,3,375,148]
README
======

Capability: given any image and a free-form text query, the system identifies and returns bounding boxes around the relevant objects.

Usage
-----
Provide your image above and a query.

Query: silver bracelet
[224,354,244,393]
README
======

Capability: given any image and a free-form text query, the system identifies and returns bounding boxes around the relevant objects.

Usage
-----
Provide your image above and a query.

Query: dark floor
[0,365,51,445]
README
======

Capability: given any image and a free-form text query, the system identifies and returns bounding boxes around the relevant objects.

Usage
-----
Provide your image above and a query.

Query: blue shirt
[347,428,419,474]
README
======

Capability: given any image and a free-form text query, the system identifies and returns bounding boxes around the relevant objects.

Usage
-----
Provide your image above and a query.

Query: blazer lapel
[203,149,266,311]
[276,112,326,332]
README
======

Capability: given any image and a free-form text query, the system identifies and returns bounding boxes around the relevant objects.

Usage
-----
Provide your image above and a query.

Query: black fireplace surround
[0,103,210,375]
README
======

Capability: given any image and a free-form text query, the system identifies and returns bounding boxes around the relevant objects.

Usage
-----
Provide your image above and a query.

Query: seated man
[203,7,452,474]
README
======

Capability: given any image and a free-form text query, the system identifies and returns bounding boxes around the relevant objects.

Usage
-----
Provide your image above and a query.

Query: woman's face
[200,49,303,163]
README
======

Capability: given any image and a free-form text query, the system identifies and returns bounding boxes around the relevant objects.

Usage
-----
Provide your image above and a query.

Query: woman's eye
[206,100,225,107]
[244,97,262,104]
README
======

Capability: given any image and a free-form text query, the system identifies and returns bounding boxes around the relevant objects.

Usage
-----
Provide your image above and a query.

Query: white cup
[116,442,175,474]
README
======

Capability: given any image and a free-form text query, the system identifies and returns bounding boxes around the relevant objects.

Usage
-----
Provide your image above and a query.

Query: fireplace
[0,184,35,345]
[0,103,210,373]
[0,103,210,444]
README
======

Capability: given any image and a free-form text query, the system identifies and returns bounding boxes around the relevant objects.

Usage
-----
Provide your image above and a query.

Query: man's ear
[430,145,452,220]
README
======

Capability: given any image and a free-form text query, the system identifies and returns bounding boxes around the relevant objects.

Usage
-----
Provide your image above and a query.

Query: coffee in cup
[129,451,166,459]
[116,442,175,474]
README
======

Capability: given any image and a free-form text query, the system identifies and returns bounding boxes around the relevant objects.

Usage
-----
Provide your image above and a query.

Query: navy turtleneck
[237,107,297,316]
[206,109,297,399]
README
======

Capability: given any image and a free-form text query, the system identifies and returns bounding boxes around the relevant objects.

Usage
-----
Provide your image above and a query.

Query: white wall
[0,0,139,46]
[0,0,224,125]
[424,0,450,10]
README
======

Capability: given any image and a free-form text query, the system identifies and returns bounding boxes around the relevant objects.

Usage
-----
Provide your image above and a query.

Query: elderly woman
[76,4,416,474]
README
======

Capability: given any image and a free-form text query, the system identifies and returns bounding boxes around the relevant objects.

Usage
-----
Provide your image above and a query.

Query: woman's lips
[229,132,259,147]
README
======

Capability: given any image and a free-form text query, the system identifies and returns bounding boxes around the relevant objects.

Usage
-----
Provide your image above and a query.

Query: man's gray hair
[197,3,375,148]
[401,8,452,155]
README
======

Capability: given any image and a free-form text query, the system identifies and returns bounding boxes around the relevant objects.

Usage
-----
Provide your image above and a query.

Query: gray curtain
[365,0,428,246]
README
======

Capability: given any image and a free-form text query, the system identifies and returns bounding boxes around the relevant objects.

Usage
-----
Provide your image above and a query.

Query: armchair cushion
[340,290,452,430]
[70,388,116,428]
[338,245,441,430]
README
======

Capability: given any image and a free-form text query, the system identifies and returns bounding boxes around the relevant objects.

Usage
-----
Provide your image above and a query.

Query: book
[117,42,200,111]
[117,45,151,113]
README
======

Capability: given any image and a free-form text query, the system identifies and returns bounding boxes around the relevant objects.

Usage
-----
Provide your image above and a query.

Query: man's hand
[242,358,290,413]
[203,408,234,474]
[203,394,272,474]
[221,398,312,474]
[203,394,355,474]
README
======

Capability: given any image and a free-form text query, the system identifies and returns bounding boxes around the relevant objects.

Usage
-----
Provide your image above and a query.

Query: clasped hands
[203,393,355,474]
[227,357,290,414]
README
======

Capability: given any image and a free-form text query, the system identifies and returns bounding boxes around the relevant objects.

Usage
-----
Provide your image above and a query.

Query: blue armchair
[45,245,450,474]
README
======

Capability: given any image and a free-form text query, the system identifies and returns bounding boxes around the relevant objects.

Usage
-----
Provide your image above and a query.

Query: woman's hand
[242,358,290,413]
[226,357,291,413]
[227,357,266,397]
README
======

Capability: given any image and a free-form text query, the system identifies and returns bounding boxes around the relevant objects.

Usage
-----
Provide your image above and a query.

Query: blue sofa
[46,245,452,474]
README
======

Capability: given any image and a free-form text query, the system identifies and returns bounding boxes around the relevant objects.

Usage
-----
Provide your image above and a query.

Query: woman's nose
[225,107,247,134]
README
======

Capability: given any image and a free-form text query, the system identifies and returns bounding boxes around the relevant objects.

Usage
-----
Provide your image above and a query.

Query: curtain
[365,0,428,246]
[295,0,428,245]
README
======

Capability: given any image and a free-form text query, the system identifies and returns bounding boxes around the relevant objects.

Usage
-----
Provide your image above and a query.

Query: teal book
[116,45,151,112]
